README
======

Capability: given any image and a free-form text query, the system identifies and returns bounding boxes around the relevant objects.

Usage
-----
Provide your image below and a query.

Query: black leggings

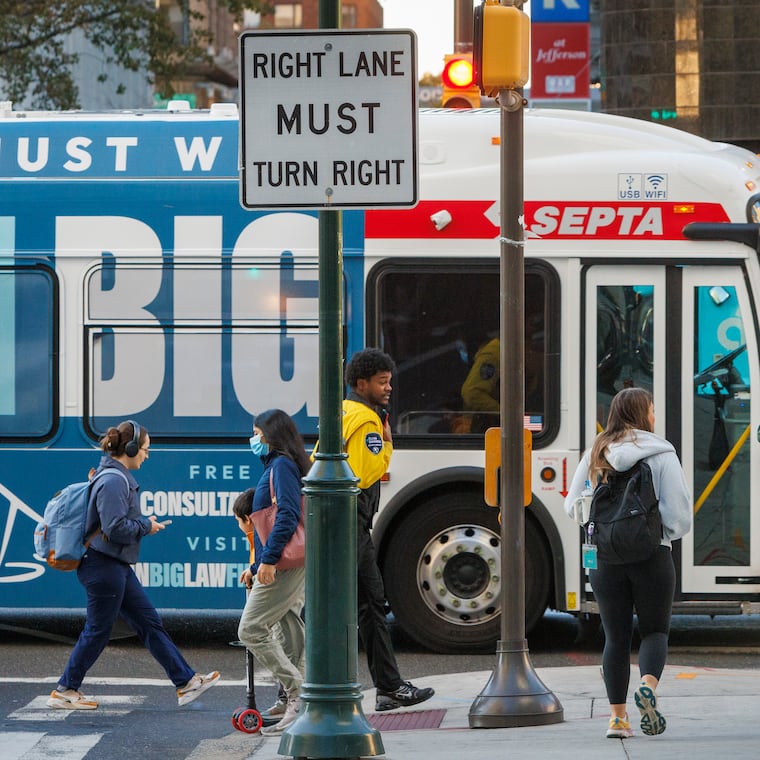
[590,545,675,705]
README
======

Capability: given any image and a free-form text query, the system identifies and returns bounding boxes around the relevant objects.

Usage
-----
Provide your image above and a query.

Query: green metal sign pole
[278,3,384,756]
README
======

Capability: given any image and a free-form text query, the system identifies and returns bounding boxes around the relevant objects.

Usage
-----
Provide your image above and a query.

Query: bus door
[583,263,760,598]
[680,267,760,595]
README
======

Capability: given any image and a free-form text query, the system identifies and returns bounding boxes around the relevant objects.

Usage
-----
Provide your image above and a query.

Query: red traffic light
[441,53,480,108]
[442,56,475,89]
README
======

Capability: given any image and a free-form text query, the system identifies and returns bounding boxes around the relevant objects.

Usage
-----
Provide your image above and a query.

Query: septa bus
[2,104,760,653]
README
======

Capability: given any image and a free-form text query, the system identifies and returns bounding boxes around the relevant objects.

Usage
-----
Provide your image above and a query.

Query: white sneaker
[177,671,220,706]
[634,682,666,735]
[260,698,301,736]
[47,688,98,710]
[261,696,288,718]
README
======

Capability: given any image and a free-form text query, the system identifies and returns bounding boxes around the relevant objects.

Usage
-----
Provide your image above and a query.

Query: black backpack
[586,461,662,565]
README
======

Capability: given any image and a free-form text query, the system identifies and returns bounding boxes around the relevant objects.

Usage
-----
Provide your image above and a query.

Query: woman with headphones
[48,420,220,710]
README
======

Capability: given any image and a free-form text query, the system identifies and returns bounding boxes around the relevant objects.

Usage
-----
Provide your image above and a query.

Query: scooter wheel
[237,708,263,734]
[231,707,245,731]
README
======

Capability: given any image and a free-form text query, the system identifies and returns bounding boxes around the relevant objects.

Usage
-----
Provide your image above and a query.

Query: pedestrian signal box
[473,0,530,96]
[441,53,481,108]
[484,427,532,507]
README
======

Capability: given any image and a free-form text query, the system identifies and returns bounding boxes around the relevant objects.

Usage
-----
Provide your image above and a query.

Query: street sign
[530,23,590,100]
[239,30,418,210]
[530,0,590,23]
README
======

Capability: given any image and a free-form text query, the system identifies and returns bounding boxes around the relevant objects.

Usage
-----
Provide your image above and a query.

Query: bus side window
[692,284,751,567]
[374,263,549,437]
[0,265,56,438]
[596,284,654,427]
[378,267,486,434]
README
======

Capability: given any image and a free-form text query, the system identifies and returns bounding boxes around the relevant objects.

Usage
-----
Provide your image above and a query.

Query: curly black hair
[344,348,395,388]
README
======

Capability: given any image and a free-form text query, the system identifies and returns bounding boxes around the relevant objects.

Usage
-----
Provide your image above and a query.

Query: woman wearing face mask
[237,409,309,737]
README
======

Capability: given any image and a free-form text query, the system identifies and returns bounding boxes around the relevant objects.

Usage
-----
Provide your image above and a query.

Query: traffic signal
[473,0,530,96]
[441,53,481,109]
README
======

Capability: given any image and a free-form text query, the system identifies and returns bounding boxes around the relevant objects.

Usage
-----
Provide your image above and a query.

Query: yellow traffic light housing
[441,53,481,109]
[474,0,530,97]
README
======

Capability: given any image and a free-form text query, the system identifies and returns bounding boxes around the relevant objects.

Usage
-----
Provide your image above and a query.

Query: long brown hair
[588,387,653,483]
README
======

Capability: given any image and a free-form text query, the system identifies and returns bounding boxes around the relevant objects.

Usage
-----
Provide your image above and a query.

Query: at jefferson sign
[239,30,418,210]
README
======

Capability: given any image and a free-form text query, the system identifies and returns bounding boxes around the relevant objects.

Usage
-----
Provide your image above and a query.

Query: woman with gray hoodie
[564,387,692,740]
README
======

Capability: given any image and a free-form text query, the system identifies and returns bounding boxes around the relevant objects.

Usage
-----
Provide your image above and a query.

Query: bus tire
[381,491,551,654]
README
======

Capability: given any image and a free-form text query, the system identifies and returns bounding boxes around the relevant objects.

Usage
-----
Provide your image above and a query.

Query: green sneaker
[634,682,666,735]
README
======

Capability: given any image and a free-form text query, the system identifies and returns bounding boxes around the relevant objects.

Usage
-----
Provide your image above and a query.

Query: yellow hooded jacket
[461,338,500,412]
[342,398,393,490]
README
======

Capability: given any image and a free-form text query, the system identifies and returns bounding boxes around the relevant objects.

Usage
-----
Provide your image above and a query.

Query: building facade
[34,1,382,110]
[259,1,383,30]
[600,0,760,153]
[165,0,384,107]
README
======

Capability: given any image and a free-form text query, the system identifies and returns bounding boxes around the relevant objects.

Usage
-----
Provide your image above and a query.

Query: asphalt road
[3,609,760,684]
[3,611,760,760]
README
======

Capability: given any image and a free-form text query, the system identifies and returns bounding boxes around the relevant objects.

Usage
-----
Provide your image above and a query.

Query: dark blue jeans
[60,548,194,690]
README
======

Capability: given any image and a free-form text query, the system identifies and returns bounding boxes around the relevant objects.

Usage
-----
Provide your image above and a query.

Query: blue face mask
[249,434,269,457]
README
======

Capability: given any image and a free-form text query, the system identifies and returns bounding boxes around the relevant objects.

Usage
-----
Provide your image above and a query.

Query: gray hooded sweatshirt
[564,429,693,545]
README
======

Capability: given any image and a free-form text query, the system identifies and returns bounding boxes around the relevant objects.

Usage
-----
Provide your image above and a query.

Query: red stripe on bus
[365,201,731,240]
[365,201,498,239]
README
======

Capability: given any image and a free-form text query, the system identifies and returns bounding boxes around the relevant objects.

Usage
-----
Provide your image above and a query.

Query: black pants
[590,545,675,705]
[357,484,403,693]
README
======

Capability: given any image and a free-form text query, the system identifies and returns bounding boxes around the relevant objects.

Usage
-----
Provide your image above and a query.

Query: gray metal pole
[468,85,563,728]
[454,0,474,52]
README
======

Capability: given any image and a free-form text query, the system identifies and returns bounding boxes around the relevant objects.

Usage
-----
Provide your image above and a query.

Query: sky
[380,1,459,76]
[381,1,532,76]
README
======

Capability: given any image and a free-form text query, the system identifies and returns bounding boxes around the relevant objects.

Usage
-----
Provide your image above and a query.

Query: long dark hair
[253,409,311,476]
[589,387,653,483]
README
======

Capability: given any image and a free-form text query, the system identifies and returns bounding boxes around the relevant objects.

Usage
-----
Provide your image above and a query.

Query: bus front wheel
[381,491,551,654]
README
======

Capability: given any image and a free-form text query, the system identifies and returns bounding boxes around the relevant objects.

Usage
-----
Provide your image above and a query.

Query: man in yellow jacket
[342,348,434,712]
[460,337,500,432]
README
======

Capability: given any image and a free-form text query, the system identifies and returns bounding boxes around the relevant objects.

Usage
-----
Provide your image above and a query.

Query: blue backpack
[33,469,130,571]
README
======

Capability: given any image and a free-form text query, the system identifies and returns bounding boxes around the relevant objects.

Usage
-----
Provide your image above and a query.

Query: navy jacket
[251,452,302,572]
[86,456,151,564]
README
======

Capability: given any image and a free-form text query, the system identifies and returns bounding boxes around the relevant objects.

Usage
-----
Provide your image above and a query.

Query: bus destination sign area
[239,29,418,210]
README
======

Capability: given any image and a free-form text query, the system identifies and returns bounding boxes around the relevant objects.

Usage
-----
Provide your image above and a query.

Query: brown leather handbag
[250,469,305,570]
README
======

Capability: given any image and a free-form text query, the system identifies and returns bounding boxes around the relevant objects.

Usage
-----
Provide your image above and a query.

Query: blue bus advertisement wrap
[0,115,365,614]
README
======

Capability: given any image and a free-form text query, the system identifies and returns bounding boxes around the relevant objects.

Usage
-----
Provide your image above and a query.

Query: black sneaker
[375,681,435,712]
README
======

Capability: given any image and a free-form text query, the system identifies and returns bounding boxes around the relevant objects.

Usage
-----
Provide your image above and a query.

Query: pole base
[278,684,384,759]
[468,639,564,728]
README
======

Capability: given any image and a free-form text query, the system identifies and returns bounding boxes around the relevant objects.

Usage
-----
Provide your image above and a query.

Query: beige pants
[237,566,305,699]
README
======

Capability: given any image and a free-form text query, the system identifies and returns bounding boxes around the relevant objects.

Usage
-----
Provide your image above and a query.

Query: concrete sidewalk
[221,663,760,759]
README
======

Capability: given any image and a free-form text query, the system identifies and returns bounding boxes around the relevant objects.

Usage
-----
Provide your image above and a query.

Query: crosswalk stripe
[0,676,270,687]
[186,732,263,760]
[1,731,103,760]
[10,695,147,721]
[1,732,45,760]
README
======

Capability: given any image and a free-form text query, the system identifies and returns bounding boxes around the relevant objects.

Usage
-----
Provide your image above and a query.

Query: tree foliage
[0,0,269,109]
